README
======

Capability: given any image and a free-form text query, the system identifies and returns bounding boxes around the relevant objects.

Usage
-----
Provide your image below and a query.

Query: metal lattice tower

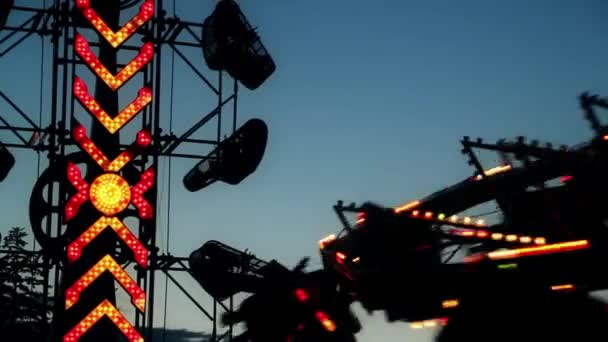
[0,0,272,340]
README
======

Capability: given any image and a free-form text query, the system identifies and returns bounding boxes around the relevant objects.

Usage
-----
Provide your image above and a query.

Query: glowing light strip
[487,240,590,260]
[551,284,575,291]
[68,216,148,266]
[441,299,459,309]
[410,318,449,329]
[319,234,336,250]
[473,164,513,180]
[66,255,145,312]
[394,200,421,214]
[74,77,152,134]
[73,124,151,172]
[74,34,154,91]
[131,168,155,219]
[65,162,90,221]
[361,207,486,229]
[76,0,154,48]
[63,299,143,342]
[448,228,546,245]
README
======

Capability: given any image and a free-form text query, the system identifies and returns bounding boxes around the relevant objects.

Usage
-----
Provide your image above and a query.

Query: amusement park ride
[189,92,608,342]
[2,1,608,342]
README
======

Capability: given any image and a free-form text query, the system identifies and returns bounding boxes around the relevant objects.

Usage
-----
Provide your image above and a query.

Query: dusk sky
[1,0,608,341]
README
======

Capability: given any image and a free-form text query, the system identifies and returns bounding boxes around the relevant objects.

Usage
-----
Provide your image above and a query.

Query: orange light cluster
[319,234,336,250]
[65,255,145,312]
[315,311,337,332]
[74,77,152,134]
[68,217,148,266]
[76,0,154,48]
[410,318,449,329]
[294,288,337,333]
[63,299,143,342]
[65,163,89,221]
[131,168,155,219]
[473,165,513,180]
[487,240,590,260]
[90,174,131,215]
[448,228,546,245]
[74,34,154,91]
[441,299,459,309]
[72,124,151,172]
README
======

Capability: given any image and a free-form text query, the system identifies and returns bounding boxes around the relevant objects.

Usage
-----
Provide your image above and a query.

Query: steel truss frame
[0,1,239,341]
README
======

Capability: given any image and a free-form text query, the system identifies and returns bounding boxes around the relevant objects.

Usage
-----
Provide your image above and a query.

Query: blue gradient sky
[1,0,608,341]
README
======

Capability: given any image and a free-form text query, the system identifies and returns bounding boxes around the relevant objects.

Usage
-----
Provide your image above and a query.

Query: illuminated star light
[75,0,154,48]
[63,299,143,342]
[65,165,155,220]
[68,216,148,266]
[74,77,152,134]
[65,254,145,312]
[74,34,154,91]
[72,124,152,172]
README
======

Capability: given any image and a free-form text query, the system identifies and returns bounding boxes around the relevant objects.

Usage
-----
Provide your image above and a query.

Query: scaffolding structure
[0,1,249,340]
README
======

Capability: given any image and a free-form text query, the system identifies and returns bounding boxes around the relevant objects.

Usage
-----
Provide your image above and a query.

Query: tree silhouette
[0,227,49,340]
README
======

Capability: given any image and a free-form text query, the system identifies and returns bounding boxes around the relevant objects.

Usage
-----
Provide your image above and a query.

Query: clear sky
[1,0,608,341]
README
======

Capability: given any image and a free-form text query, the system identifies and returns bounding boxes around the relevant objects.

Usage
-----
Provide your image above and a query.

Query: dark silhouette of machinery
[190,93,608,341]
[189,241,361,342]
[201,0,276,90]
[183,118,268,192]
[0,0,13,30]
[0,140,14,182]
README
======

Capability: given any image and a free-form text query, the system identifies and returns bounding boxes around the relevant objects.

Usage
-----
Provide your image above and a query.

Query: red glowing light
[63,299,143,342]
[295,288,309,303]
[74,34,154,91]
[336,252,347,264]
[72,124,151,172]
[76,0,154,48]
[65,255,145,312]
[131,168,155,219]
[68,216,148,266]
[560,175,574,183]
[74,77,152,134]
[65,162,89,221]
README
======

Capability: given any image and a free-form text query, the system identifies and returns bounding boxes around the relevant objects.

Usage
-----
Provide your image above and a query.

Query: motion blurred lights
[183,118,268,192]
[0,0,13,30]
[0,140,15,182]
[201,0,276,90]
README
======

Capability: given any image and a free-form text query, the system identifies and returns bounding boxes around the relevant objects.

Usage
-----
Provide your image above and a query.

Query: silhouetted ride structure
[188,94,608,341]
